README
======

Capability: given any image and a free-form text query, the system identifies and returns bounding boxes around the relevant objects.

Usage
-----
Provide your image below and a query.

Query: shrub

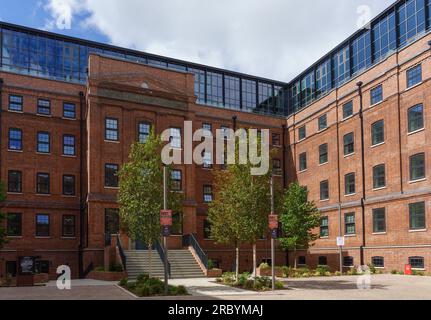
[244,280,255,290]
[136,284,152,297]
[255,276,271,288]
[136,273,150,283]
[413,271,425,276]
[398,271,404,275]
[368,263,376,275]
[221,272,236,285]
[94,266,105,272]
[275,281,284,290]
[316,265,330,276]
[391,270,398,275]
[126,281,137,290]
[334,271,342,276]
[237,273,251,286]
[109,263,124,272]
[207,259,215,270]
[258,262,270,270]
[282,266,294,278]
[119,278,128,286]
[347,268,358,276]
[176,285,188,295]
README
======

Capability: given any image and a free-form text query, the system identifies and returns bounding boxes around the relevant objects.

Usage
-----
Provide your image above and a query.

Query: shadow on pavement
[285,279,387,291]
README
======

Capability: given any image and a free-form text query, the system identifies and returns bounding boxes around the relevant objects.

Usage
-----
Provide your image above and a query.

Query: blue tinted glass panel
[398,0,426,47]
[258,82,273,114]
[224,75,240,110]
[290,81,301,113]
[332,45,350,87]
[373,12,397,62]
[352,30,372,74]
[300,72,315,107]
[206,72,223,106]
[273,85,284,115]
[188,68,205,103]
[242,79,257,112]
[407,64,422,87]
[315,59,332,98]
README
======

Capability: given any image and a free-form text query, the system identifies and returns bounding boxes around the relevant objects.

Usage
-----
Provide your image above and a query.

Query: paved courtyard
[1,275,431,300]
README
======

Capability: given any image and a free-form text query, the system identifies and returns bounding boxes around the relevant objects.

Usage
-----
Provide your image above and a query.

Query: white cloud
[44,0,396,82]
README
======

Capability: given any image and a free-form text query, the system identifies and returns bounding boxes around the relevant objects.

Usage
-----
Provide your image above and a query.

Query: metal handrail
[116,235,127,271]
[183,234,208,269]
[155,241,171,278]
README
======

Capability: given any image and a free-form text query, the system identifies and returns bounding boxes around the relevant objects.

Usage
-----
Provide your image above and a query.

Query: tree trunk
[148,242,152,278]
[293,248,297,269]
[235,246,240,280]
[252,243,257,279]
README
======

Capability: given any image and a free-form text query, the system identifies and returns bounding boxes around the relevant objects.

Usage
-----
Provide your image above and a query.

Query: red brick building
[1,0,431,279]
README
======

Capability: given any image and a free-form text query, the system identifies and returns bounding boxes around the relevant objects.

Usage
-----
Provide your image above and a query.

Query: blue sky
[0,0,108,42]
[0,0,396,81]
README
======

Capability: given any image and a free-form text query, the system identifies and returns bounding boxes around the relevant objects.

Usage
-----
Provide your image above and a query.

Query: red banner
[160,210,173,226]
[269,214,278,230]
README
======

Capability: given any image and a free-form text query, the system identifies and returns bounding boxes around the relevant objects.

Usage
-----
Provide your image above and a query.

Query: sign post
[161,166,172,295]
[269,175,276,291]
[337,236,345,273]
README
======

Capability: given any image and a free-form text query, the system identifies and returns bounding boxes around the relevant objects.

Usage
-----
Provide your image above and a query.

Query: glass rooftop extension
[0,0,430,117]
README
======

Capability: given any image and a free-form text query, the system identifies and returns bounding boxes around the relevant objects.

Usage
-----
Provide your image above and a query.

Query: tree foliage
[208,132,275,276]
[279,182,321,258]
[118,130,182,247]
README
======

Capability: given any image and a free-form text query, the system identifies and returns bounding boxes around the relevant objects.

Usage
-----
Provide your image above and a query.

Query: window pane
[62,215,76,237]
[319,144,328,164]
[410,153,425,181]
[320,180,329,200]
[345,173,356,195]
[37,132,50,153]
[409,202,426,230]
[371,120,385,145]
[373,208,386,233]
[343,101,353,119]
[407,64,422,88]
[63,175,75,196]
[105,164,119,187]
[63,135,76,156]
[299,153,307,171]
[8,171,22,193]
[37,99,51,115]
[408,104,424,132]
[7,213,22,237]
[105,118,119,141]
[370,85,383,105]
[105,209,120,235]
[63,103,76,119]
[298,126,306,140]
[318,114,328,131]
[9,95,23,112]
[36,173,50,194]
[344,133,354,155]
[138,123,151,143]
[373,164,386,189]
[9,128,23,151]
[36,214,50,237]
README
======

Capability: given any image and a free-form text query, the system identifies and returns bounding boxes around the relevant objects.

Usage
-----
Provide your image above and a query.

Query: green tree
[118,130,182,277]
[0,183,6,249]
[208,132,273,279]
[279,182,320,269]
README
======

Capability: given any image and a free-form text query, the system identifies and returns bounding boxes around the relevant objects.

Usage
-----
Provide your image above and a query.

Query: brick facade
[0,31,430,281]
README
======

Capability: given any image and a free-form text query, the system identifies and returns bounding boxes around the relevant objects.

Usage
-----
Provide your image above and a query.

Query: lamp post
[162,165,169,295]
[270,174,276,291]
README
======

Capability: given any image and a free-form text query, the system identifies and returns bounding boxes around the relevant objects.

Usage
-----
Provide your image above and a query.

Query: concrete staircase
[169,250,206,279]
[125,249,206,280]
[125,250,165,280]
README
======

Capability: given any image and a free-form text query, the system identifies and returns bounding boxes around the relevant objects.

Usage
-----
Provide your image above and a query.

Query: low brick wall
[87,271,127,282]
[257,267,283,277]
[207,269,222,278]
[34,273,50,284]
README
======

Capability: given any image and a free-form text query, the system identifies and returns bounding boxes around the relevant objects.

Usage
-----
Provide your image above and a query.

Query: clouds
[43,0,395,82]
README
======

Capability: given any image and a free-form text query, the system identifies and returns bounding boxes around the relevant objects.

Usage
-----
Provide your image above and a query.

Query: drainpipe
[282,124,287,190]
[0,78,3,183]
[357,81,366,266]
[232,116,237,131]
[78,91,85,278]
[335,88,343,273]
